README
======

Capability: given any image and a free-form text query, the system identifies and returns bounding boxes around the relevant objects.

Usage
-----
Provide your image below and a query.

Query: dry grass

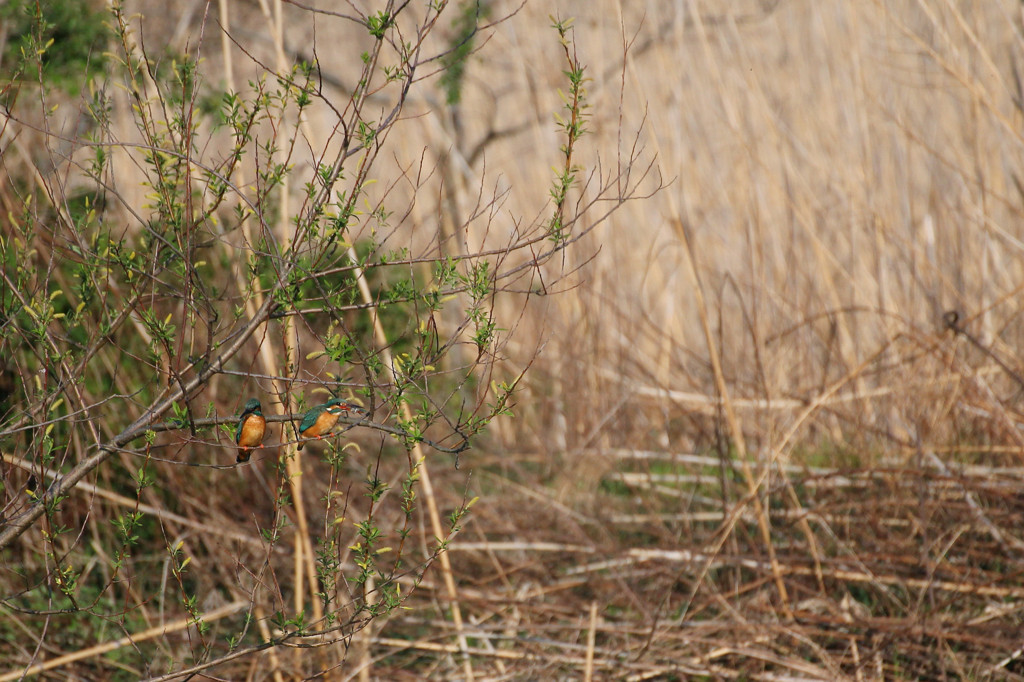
[4,0,1024,679]
[419,1,1024,679]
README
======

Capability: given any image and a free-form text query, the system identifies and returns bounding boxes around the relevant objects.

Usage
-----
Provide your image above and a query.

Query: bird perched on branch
[298,398,366,450]
[235,398,266,463]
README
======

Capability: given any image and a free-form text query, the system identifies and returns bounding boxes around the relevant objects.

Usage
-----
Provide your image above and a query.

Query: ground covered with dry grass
[4,1,1024,680]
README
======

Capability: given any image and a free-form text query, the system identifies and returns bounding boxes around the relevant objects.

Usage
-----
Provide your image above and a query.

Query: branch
[114,412,470,457]
[0,294,280,550]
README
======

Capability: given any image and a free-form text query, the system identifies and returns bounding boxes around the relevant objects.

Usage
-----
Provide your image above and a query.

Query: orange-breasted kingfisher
[235,398,266,463]
[297,398,366,450]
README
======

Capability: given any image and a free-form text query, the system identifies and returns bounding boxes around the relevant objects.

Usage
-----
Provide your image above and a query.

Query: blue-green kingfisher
[235,398,266,463]
[297,398,366,450]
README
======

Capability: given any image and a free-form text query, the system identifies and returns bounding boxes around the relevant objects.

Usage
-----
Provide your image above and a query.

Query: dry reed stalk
[599,362,1015,412]
[554,545,1024,600]
[370,635,712,677]
[584,600,597,682]
[356,571,374,682]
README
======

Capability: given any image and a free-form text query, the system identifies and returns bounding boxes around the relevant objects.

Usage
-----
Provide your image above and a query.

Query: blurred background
[4,0,1024,679]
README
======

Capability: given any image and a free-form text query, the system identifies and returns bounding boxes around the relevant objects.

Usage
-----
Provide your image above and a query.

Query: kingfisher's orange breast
[238,415,266,448]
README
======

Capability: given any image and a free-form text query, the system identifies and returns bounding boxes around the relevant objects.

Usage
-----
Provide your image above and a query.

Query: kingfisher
[235,398,266,463]
[297,398,366,450]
